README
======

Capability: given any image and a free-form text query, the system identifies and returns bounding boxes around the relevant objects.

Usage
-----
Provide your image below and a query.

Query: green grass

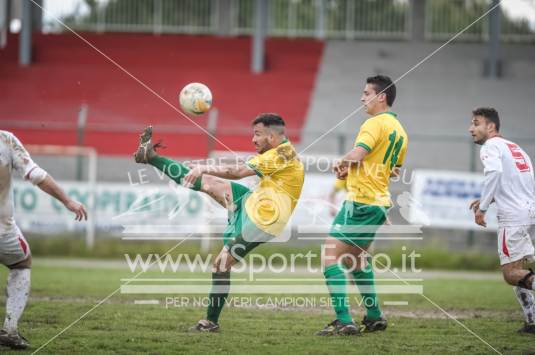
[0,260,533,354]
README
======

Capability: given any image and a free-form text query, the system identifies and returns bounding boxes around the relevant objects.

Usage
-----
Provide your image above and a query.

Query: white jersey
[0,131,45,235]
[479,136,535,226]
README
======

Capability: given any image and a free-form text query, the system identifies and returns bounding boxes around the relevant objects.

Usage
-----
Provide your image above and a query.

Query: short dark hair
[252,113,285,127]
[366,75,396,107]
[472,107,500,132]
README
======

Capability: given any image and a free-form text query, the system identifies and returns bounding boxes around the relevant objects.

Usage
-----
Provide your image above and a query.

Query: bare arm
[334,146,369,177]
[37,176,87,221]
[341,146,369,165]
[182,163,257,187]
[203,164,257,179]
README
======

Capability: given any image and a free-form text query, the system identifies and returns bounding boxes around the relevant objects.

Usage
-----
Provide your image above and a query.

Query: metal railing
[41,0,535,42]
[425,0,535,42]
[230,0,409,39]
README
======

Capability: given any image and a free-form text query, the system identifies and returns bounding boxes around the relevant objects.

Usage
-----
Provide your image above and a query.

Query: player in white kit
[469,108,535,334]
[0,131,87,349]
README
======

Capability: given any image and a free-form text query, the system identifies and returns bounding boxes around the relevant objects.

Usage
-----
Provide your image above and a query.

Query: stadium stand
[0,33,324,157]
[2,34,534,183]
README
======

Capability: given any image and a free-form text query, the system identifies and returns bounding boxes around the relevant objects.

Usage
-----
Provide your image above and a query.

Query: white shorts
[497,226,535,266]
[0,227,31,266]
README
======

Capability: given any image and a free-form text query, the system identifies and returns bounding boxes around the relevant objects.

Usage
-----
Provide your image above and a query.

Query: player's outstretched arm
[183,163,256,186]
[37,176,87,221]
[7,131,86,221]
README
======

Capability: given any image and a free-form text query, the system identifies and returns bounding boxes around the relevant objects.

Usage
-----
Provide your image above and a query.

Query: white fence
[42,0,535,42]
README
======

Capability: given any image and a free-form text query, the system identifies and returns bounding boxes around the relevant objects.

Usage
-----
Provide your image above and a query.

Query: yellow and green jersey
[347,112,408,206]
[245,140,305,236]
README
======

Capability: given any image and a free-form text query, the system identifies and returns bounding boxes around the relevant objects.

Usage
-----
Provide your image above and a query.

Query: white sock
[514,286,535,325]
[3,268,31,334]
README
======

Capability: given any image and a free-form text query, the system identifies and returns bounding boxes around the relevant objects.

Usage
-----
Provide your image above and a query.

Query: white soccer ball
[179,82,212,116]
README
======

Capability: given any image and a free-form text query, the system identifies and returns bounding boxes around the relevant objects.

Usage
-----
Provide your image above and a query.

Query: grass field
[0,259,534,354]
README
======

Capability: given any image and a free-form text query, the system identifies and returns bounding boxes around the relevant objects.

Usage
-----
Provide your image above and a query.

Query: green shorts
[329,201,387,248]
[223,182,274,260]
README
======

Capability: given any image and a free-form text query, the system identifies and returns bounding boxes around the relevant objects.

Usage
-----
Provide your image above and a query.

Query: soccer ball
[179,82,212,116]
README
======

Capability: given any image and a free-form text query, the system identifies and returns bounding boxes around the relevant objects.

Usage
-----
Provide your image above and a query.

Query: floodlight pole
[410,0,425,42]
[486,0,501,78]
[215,0,231,36]
[315,0,325,39]
[0,0,9,48]
[251,0,268,74]
[76,104,88,181]
[207,107,219,155]
[19,0,31,66]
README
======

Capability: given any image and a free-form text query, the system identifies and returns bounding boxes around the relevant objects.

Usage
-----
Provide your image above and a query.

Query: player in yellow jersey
[317,75,408,336]
[133,113,304,332]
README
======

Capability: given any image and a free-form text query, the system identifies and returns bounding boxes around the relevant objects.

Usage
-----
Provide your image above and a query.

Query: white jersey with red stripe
[479,136,535,227]
[0,131,45,235]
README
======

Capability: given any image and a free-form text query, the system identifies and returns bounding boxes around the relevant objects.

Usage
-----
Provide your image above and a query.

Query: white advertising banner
[14,170,489,237]
[13,180,211,235]
[410,169,498,231]
[12,174,343,237]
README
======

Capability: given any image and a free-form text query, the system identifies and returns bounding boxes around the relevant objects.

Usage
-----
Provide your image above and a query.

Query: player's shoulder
[483,137,506,150]
[0,130,15,139]
[256,140,297,161]
[365,112,400,126]
[377,112,407,134]
[376,111,398,119]
[360,115,383,131]
[275,140,298,161]
[481,137,507,158]
[0,131,16,145]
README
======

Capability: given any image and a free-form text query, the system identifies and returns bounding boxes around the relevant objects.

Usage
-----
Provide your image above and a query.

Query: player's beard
[256,142,270,154]
[473,133,487,145]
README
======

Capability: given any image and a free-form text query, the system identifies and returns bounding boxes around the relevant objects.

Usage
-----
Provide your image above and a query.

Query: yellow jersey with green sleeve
[245,140,305,236]
[348,112,408,206]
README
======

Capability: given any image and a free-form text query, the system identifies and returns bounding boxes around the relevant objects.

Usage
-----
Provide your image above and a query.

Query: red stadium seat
[0,33,323,157]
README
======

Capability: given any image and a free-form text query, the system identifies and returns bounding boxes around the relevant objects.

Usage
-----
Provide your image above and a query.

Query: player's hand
[333,161,348,179]
[335,167,348,179]
[65,200,87,221]
[475,208,487,227]
[469,199,480,212]
[183,166,203,188]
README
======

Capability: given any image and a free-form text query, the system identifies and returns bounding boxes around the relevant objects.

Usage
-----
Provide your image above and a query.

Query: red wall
[0,33,323,157]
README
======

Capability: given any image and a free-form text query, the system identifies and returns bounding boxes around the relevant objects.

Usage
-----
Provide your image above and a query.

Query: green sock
[352,256,382,320]
[324,264,352,324]
[149,156,202,191]
[206,271,230,324]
